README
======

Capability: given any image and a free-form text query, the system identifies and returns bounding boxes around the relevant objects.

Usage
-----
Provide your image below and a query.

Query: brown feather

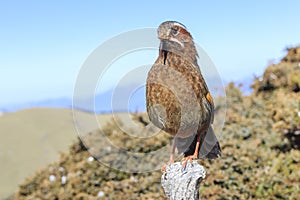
[146,21,220,158]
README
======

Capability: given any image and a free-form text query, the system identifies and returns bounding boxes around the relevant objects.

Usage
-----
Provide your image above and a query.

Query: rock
[161,161,206,200]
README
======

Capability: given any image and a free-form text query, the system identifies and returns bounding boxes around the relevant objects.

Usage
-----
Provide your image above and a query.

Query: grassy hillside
[0,108,76,199]
[12,47,300,199]
[0,108,114,199]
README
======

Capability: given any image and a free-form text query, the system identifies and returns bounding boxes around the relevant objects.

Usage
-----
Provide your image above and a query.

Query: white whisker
[169,37,184,47]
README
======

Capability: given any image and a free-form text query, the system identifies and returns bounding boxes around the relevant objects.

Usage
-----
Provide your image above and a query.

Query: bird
[146,21,221,170]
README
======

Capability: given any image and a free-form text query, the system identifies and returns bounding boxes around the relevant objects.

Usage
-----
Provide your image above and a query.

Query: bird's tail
[199,126,221,159]
[182,126,221,159]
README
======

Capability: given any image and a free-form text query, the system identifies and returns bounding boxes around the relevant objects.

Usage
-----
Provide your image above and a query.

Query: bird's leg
[169,138,176,163]
[181,132,201,169]
[161,138,176,172]
[193,132,201,159]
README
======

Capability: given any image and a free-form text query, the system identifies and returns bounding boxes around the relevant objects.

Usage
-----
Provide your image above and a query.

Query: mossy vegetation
[14,47,300,200]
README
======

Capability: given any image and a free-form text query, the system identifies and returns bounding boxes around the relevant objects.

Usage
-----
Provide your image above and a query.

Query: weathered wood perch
[161,161,206,200]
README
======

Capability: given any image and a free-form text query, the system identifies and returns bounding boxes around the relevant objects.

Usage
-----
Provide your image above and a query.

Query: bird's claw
[161,164,167,173]
[161,153,175,173]
[181,155,197,171]
[161,158,175,173]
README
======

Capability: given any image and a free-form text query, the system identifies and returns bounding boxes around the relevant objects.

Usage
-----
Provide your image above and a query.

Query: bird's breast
[146,57,211,138]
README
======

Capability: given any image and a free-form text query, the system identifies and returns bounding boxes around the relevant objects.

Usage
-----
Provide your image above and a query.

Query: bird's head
[157,21,192,47]
[157,21,198,62]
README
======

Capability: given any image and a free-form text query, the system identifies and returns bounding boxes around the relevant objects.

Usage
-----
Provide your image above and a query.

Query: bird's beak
[159,39,168,50]
[157,29,165,40]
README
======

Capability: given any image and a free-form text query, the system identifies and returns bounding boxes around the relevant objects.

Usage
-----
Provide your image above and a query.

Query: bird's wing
[193,63,215,124]
[205,91,214,123]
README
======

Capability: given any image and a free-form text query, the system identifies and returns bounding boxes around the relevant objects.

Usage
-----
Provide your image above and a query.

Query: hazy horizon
[1,1,300,109]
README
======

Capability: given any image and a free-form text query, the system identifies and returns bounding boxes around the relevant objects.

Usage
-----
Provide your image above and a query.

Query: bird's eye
[172,29,179,36]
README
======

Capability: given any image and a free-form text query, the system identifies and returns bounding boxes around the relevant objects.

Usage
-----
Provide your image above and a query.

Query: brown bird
[146,21,221,170]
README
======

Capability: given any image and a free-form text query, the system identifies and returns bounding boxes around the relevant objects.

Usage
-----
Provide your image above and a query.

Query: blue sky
[1,1,299,107]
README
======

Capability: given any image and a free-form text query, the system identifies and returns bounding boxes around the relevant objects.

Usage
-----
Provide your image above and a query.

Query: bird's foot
[181,154,197,171]
[161,156,175,173]
[161,164,168,173]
